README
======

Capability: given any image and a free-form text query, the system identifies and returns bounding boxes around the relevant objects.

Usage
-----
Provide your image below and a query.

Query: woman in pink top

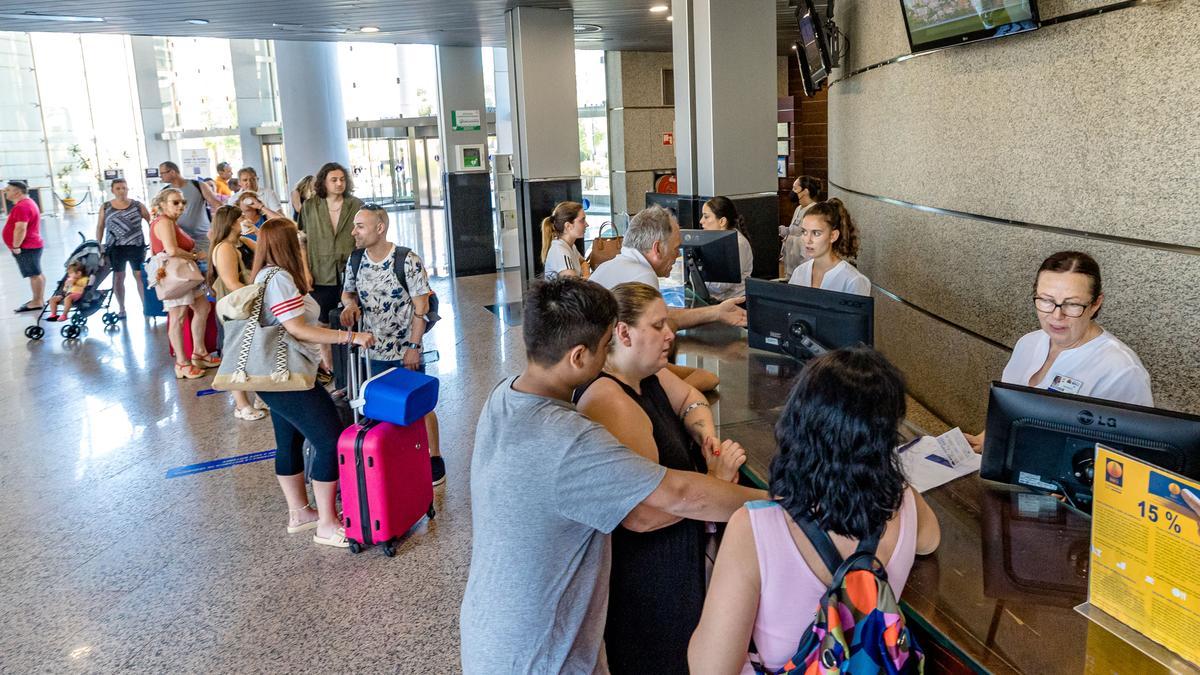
[689,348,941,674]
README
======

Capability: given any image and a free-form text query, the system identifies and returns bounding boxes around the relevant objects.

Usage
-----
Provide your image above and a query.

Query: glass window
[0,33,51,194]
[576,50,610,229]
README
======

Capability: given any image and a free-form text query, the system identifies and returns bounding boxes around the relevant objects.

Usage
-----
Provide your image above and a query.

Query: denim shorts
[13,247,42,277]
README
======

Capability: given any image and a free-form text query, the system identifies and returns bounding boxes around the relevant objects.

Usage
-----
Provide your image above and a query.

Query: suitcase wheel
[349,541,362,554]
[382,542,396,557]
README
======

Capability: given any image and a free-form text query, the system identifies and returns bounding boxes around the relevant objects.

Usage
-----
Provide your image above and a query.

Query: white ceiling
[0,1,828,53]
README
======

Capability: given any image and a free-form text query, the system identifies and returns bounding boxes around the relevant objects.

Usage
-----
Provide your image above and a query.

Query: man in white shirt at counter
[590,205,746,329]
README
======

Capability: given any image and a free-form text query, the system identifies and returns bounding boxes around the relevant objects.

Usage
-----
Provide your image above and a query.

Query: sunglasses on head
[362,203,385,211]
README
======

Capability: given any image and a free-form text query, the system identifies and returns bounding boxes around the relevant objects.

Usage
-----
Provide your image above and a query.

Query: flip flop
[313,527,350,548]
[13,304,40,313]
[234,406,266,421]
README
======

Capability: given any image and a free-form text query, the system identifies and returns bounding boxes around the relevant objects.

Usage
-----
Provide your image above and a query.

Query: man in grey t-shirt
[460,278,760,673]
[159,161,223,252]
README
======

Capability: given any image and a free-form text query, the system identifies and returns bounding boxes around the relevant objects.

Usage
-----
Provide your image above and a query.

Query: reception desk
[674,324,1168,674]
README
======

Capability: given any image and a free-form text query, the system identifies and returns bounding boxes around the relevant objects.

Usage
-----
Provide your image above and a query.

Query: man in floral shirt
[340,205,445,485]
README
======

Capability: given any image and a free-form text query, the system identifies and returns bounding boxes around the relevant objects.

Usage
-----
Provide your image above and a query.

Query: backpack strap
[349,247,366,293]
[392,245,412,297]
[793,514,846,577]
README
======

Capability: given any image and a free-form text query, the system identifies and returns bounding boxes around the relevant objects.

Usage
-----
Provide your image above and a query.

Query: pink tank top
[740,491,918,673]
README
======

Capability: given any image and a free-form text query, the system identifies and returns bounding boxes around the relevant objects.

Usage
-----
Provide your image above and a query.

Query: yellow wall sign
[1089,445,1200,665]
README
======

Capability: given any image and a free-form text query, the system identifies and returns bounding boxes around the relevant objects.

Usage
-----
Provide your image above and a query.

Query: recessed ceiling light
[0,12,104,22]
[186,19,209,25]
[650,5,670,12]
[573,24,602,34]
[360,26,380,33]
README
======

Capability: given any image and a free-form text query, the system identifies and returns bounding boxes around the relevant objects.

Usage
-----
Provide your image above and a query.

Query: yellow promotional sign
[1089,445,1200,665]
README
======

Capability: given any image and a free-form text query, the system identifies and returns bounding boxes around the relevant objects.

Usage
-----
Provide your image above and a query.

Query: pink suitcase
[336,346,435,557]
[337,419,434,556]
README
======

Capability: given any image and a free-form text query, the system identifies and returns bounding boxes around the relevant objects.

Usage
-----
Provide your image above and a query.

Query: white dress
[1001,329,1153,406]
[787,259,872,297]
[705,231,754,301]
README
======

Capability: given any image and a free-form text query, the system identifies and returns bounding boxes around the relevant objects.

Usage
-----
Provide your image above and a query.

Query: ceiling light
[186,19,209,25]
[0,12,104,22]
[272,23,347,34]
[360,26,380,33]
[650,5,670,12]
[573,24,602,34]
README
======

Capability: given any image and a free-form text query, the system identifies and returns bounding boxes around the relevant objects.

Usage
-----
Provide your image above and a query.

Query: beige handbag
[146,252,203,300]
[212,269,318,392]
[586,221,623,269]
[216,284,261,322]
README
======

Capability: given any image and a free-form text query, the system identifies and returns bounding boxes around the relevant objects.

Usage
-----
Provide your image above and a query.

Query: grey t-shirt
[460,377,668,674]
[175,180,211,250]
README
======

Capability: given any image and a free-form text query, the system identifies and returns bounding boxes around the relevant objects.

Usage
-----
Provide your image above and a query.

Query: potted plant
[56,144,93,209]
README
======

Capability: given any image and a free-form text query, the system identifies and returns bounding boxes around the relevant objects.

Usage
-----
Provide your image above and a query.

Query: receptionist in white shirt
[966,251,1153,451]
[786,198,872,296]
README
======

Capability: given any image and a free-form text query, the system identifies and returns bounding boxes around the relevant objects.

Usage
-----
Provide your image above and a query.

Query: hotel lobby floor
[0,210,523,672]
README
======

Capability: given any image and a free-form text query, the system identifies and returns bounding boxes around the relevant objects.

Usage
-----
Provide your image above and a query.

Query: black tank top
[578,371,708,674]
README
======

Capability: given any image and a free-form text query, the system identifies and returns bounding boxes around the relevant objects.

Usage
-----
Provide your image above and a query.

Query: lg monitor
[899,0,1040,54]
[746,278,874,361]
[679,229,741,303]
[980,382,1200,513]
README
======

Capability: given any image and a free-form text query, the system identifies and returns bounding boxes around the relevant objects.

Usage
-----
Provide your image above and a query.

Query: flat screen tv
[794,0,831,96]
[899,0,1040,54]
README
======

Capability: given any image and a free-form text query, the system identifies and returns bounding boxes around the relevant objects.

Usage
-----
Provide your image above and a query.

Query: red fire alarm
[662,132,673,146]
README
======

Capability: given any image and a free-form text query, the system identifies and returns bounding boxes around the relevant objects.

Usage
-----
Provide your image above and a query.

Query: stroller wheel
[102,312,119,326]
[25,325,44,340]
[61,324,81,340]
[71,313,86,326]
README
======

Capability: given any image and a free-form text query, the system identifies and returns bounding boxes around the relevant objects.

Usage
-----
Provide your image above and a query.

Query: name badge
[1048,374,1084,395]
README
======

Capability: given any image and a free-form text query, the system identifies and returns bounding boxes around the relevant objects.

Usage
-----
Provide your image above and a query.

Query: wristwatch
[403,341,422,351]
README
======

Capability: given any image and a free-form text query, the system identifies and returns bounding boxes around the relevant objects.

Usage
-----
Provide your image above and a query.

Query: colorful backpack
[751,514,924,674]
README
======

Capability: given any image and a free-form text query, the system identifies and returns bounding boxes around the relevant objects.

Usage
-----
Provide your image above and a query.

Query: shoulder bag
[212,269,319,392]
[146,251,204,300]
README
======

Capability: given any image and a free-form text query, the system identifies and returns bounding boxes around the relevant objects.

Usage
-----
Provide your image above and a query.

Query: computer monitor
[980,382,1200,513]
[745,278,874,361]
[679,229,741,303]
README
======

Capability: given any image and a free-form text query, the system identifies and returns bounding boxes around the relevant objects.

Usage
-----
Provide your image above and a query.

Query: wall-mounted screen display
[900,0,1039,54]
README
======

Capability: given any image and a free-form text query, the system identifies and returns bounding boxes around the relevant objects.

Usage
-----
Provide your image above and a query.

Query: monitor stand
[684,250,712,304]
[784,318,829,361]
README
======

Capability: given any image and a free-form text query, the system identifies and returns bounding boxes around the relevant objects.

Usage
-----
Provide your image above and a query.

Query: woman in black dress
[576,281,752,674]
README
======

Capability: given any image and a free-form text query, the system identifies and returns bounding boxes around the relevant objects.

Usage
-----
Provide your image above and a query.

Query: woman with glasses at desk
[965,251,1153,451]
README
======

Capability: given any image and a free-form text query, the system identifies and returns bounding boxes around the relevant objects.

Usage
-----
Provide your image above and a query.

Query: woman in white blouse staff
[540,201,590,279]
[780,176,824,277]
[698,196,753,301]
[786,198,871,297]
[966,251,1153,450]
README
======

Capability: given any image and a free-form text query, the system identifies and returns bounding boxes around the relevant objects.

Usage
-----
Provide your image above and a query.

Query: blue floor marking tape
[195,388,219,397]
[165,449,276,479]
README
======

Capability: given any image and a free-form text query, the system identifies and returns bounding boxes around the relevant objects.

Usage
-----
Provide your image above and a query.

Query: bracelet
[680,401,710,419]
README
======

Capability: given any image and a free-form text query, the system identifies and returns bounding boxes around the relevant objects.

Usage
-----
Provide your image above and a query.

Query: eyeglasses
[1033,296,1093,318]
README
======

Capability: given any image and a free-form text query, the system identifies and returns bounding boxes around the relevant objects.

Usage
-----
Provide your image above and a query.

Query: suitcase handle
[346,326,372,425]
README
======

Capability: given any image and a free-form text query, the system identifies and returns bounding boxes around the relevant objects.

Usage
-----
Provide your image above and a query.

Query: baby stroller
[25,234,119,340]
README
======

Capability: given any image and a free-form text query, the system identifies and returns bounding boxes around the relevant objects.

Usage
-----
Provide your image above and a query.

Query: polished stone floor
[0,208,520,672]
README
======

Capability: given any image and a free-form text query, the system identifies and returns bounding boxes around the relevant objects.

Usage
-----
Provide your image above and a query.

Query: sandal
[287,506,319,534]
[234,406,266,421]
[174,363,205,379]
[192,353,222,369]
[252,398,270,411]
[313,527,350,548]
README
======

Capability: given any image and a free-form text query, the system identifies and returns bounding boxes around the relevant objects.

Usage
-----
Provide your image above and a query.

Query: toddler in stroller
[48,262,89,321]
[25,235,117,341]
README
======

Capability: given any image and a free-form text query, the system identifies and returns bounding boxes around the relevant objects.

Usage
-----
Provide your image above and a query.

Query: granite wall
[606,51,676,216]
[829,0,1200,429]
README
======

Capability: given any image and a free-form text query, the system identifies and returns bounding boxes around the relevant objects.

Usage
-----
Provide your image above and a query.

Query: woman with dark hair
[965,251,1152,450]
[688,348,941,673]
[786,198,871,296]
[208,205,267,422]
[576,281,763,674]
[299,162,365,374]
[699,196,753,300]
[250,218,376,546]
[540,201,589,278]
[781,175,825,276]
[290,174,315,225]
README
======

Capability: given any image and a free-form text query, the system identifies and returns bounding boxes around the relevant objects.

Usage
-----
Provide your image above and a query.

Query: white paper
[897,431,982,493]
